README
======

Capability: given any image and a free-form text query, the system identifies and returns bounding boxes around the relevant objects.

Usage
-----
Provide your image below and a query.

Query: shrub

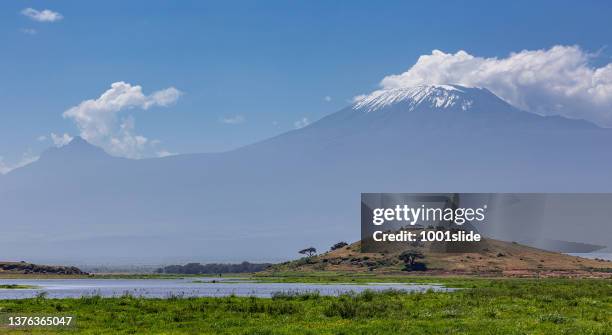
[224,299,302,315]
[539,313,569,324]
[331,241,349,251]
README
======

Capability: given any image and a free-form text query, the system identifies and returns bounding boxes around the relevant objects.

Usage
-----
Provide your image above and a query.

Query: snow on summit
[352,84,477,113]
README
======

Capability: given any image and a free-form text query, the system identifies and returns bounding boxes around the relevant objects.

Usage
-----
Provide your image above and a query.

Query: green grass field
[0,277,610,334]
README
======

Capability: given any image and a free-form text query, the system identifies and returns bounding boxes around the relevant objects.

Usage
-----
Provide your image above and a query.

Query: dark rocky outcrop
[0,261,87,275]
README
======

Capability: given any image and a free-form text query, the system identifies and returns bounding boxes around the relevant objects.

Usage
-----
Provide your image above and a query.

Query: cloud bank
[0,153,39,175]
[63,82,181,158]
[221,115,246,124]
[375,45,612,127]
[294,117,310,129]
[21,8,63,23]
[20,28,37,35]
[50,133,73,147]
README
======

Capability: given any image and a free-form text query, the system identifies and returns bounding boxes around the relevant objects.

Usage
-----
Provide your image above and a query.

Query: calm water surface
[0,277,451,299]
[568,252,612,261]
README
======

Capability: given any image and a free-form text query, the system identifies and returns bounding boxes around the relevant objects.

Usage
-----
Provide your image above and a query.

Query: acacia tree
[399,250,424,270]
[299,247,317,257]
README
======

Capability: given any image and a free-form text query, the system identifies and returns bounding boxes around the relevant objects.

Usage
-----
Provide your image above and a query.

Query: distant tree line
[156,261,272,274]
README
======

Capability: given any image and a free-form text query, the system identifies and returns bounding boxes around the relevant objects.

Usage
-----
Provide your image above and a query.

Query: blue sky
[1,1,611,168]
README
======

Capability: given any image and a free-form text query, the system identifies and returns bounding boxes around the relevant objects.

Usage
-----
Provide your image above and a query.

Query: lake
[567,252,612,261]
[0,278,451,299]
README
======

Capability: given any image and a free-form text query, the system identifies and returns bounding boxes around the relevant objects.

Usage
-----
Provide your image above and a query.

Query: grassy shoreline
[0,284,38,290]
[0,276,609,334]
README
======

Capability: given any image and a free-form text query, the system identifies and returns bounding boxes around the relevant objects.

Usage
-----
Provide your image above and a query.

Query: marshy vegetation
[0,277,609,334]
[0,284,37,289]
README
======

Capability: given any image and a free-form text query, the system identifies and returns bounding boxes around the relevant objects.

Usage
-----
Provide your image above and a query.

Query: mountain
[353,84,501,112]
[1,84,611,264]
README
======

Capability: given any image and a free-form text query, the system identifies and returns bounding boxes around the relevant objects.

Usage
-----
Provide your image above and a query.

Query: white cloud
[63,81,182,158]
[156,150,177,158]
[50,133,73,147]
[372,45,612,127]
[37,135,47,142]
[294,117,310,129]
[21,28,37,35]
[220,115,246,124]
[145,87,182,108]
[351,94,367,103]
[324,96,332,102]
[21,8,63,23]
[0,152,39,175]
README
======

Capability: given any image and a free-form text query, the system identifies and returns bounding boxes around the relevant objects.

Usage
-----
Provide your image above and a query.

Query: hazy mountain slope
[1,85,611,263]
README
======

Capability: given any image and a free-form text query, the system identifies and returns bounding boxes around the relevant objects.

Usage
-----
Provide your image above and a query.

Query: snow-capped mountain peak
[352,84,480,113]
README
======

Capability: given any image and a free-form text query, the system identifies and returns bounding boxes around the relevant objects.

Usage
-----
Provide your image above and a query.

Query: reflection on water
[0,277,452,299]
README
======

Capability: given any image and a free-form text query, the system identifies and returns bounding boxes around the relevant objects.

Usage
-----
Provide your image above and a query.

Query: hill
[271,239,612,278]
[0,261,87,276]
